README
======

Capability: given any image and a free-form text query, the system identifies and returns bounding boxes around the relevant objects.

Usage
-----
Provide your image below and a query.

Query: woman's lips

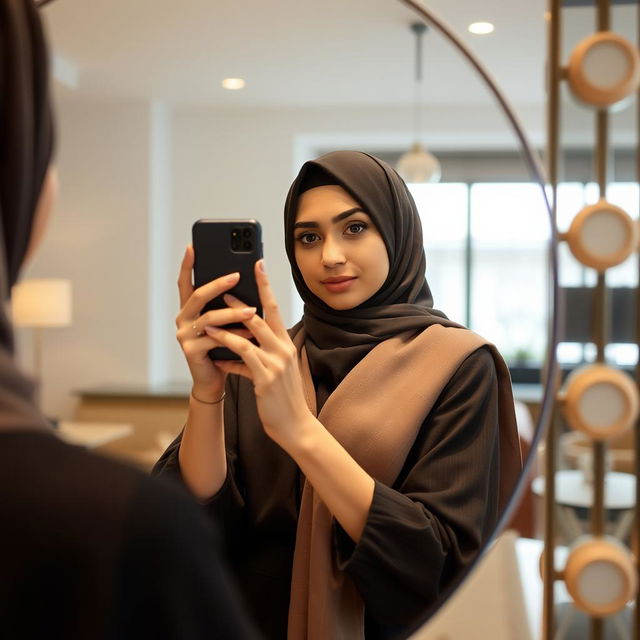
[321,277,357,292]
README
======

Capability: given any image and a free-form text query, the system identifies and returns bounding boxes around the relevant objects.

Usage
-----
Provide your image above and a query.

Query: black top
[0,431,258,640]
[153,346,501,640]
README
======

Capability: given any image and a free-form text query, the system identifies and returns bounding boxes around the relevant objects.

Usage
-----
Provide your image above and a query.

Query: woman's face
[293,184,389,310]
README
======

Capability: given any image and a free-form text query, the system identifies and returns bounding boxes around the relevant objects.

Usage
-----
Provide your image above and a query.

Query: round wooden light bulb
[565,199,636,271]
[567,32,640,109]
[561,364,638,440]
[564,536,637,617]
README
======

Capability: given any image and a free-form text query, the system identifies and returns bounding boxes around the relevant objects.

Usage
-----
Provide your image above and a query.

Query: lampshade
[397,142,442,183]
[561,364,638,440]
[396,23,442,184]
[11,279,72,328]
[564,199,637,271]
[564,535,637,617]
[567,32,640,110]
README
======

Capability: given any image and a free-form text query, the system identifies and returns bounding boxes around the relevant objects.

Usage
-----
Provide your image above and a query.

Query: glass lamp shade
[396,142,441,183]
[11,278,72,327]
[564,536,637,617]
[561,364,638,440]
[567,32,640,109]
[564,199,637,271]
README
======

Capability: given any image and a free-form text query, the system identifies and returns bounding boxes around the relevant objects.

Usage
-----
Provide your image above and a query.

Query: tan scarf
[287,324,521,639]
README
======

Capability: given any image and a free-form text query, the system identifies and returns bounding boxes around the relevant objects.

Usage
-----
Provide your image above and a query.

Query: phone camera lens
[242,228,252,239]
[243,241,252,251]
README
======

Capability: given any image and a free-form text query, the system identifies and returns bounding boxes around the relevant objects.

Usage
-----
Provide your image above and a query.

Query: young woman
[0,2,256,637]
[155,150,521,640]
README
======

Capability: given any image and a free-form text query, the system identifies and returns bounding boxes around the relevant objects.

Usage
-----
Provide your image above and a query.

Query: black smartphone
[192,219,263,360]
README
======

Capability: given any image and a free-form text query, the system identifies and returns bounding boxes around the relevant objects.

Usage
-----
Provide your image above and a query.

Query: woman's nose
[321,239,346,267]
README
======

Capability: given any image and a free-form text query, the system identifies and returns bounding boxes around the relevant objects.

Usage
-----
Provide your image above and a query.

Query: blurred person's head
[0,0,56,428]
[1,0,56,343]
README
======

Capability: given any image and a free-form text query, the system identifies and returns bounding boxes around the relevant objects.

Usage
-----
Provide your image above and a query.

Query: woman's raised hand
[209,260,314,450]
[175,245,256,401]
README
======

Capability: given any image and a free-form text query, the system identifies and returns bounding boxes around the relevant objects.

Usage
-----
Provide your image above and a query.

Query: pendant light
[397,22,441,183]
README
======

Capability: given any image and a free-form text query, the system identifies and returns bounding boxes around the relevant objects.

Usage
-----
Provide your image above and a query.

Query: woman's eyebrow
[294,207,365,229]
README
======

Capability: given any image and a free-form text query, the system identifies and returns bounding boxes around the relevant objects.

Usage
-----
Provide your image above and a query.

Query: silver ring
[193,323,205,337]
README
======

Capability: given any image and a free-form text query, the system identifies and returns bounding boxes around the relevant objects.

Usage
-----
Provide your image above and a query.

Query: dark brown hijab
[284,151,462,406]
[0,0,55,431]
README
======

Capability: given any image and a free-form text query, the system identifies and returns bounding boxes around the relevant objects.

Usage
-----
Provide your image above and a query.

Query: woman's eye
[297,232,319,245]
[346,222,367,235]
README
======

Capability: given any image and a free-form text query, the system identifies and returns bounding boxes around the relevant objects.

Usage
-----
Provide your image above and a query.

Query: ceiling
[42,0,636,109]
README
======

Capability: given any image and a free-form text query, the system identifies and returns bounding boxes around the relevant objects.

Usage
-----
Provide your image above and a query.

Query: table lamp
[11,278,72,406]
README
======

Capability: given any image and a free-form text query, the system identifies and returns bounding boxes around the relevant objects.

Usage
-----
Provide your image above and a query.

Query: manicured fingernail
[226,272,240,283]
[205,326,221,334]
[224,293,239,305]
[258,259,265,272]
[241,307,257,317]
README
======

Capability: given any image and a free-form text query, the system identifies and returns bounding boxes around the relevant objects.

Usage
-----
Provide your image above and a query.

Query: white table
[532,470,636,540]
[56,421,134,449]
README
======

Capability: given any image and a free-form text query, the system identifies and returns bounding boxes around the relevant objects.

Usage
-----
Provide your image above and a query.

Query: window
[410,183,468,325]
[411,181,551,367]
[409,181,638,375]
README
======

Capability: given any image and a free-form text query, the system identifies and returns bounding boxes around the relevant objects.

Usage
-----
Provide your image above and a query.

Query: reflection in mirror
[16,0,563,637]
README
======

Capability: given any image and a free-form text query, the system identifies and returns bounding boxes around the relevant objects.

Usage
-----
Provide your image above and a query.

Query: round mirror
[33,0,558,637]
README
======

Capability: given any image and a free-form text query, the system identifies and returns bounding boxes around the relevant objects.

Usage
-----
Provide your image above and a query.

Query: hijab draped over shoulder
[283,150,462,407]
[0,0,55,432]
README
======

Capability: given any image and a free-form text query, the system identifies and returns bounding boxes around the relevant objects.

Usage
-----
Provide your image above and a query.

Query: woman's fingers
[205,327,270,382]
[222,293,285,353]
[198,306,256,331]
[176,270,241,327]
[177,307,255,343]
[254,260,290,341]
[212,359,252,381]
[177,245,195,309]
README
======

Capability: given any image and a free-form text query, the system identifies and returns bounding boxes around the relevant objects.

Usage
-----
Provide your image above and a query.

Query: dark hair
[0,0,55,296]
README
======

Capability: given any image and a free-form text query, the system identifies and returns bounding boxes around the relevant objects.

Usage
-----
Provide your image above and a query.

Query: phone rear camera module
[230,226,254,253]
[231,228,242,251]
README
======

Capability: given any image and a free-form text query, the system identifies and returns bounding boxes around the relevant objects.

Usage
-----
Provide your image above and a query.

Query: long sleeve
[333,346,502,629]
[151,374,248,552]
[152,374,300,640]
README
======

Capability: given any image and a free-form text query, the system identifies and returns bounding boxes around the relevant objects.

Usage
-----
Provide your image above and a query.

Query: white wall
[17,100,152,419]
